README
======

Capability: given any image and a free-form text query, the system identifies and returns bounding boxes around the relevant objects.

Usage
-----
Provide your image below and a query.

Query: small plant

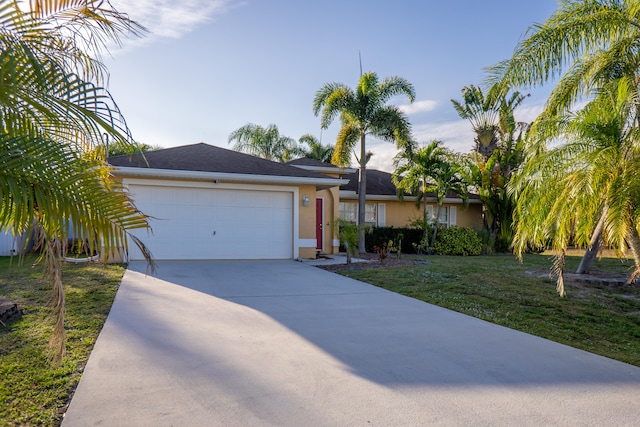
[412,238,431,255]
[373,242,389,264]
[335,219,359,264]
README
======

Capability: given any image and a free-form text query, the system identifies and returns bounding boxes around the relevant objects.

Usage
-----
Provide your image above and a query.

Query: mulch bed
[315,253,428,272]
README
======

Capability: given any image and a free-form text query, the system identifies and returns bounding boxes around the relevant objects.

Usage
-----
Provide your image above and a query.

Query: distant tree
[107,140,162,157]
[228,123,301,162]
[452,84,528,251]
[313,72,415,252]
[299,134,334,163]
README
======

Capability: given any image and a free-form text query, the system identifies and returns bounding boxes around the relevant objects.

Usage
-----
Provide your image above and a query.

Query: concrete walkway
[63,260,640,426]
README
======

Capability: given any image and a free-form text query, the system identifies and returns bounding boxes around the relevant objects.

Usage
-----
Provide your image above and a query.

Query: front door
[316,198,323,251]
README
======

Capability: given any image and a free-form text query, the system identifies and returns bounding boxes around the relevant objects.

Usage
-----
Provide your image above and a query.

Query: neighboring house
[0,232,27,256]
[108,143,346,261]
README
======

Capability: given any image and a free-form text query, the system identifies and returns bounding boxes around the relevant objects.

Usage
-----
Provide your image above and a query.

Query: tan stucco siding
[455,203,483,229]
[340,196,483,230]
[384,200,421,228]
[297,184,317,259]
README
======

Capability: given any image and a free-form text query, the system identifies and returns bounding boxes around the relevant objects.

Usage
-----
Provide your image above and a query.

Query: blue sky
[107,0,559,172]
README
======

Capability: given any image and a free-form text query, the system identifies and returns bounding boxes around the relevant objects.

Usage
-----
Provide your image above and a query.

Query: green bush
[365,227,425,253]
[434,226,482,256]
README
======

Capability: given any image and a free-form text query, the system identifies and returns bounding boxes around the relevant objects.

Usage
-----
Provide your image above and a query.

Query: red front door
[316,198,323,250]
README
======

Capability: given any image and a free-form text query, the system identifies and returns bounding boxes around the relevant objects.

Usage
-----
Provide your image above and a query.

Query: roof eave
[291,165,358,175]
[112,166,348,187]
[339,190,481,204]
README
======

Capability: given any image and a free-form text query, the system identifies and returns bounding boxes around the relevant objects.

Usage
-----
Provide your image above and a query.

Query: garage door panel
[127,184,293,260]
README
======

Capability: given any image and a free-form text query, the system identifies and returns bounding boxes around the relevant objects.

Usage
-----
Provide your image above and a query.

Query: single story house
[108,143,483,261]
[108,143,346,261]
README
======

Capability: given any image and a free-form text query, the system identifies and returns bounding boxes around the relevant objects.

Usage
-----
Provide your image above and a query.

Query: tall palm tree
[510,78,640,295]
[0,1,152,365]
[299,134,334,163]
[452,84,528,251]
[313,72,415,252]
[228,123,301,162]
[393,140,449,243]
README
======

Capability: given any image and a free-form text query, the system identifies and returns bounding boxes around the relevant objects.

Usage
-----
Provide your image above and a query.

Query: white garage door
[126,184,293,260]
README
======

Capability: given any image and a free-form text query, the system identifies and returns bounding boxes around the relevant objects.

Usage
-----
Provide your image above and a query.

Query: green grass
[0,255,124,426]
[339,253,640,367]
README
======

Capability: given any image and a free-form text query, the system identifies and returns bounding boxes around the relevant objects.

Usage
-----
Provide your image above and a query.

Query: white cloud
[398,100,437,115]
[412,120,476,154]
[110,0,240,50]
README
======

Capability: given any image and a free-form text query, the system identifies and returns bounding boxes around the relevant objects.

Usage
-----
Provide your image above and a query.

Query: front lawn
[337,253,640,367]
[0,256,124,426]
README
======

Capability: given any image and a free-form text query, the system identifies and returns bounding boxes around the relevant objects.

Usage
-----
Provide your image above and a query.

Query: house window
[365,203,377,224]
[339,202,357,222]
[339,202,384,226]
[427,205,449,226]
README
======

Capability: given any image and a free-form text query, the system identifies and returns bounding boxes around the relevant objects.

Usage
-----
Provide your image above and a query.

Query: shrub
[434,226,482,256]
[365,227,424,253]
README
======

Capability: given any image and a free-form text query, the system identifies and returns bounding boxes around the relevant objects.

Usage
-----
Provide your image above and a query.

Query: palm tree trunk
[423,193,429,242]
[357,133,367,253]
[626,225,640,285]
[576,206,608,274]
[430,204,442,247]
[46,237,66,366]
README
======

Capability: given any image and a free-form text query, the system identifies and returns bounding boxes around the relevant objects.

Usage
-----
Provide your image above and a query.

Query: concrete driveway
[63,260,640,426]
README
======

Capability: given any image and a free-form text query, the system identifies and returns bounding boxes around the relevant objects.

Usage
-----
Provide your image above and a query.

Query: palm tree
[0,1,152,365]
[452,84,528,251]
[489,0,640,120]
[393,140,449,243]
[428,158,468,247]
[313,72,415,252]
[228,123,301,162]
[510,78,640,295]
[299,134,334,163]
[490,0,640,273]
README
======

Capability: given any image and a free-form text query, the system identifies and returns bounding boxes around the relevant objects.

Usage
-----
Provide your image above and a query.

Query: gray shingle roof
[341,169,479,199]
[108,143,333,180]
[286,158,339,168]
[341,169,398,195]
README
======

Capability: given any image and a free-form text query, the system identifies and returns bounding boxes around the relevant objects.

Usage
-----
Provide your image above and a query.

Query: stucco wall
[340,197,484,230]
[298,184,317,259]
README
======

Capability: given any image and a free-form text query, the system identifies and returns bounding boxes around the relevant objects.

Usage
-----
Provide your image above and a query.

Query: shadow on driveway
[63,260,640,426]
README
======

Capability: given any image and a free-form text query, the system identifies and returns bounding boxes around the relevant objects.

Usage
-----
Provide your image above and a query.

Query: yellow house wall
[341,197,484,230]
[297,184,317,259]
[456,203,484,229]
[384,200,422,228]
